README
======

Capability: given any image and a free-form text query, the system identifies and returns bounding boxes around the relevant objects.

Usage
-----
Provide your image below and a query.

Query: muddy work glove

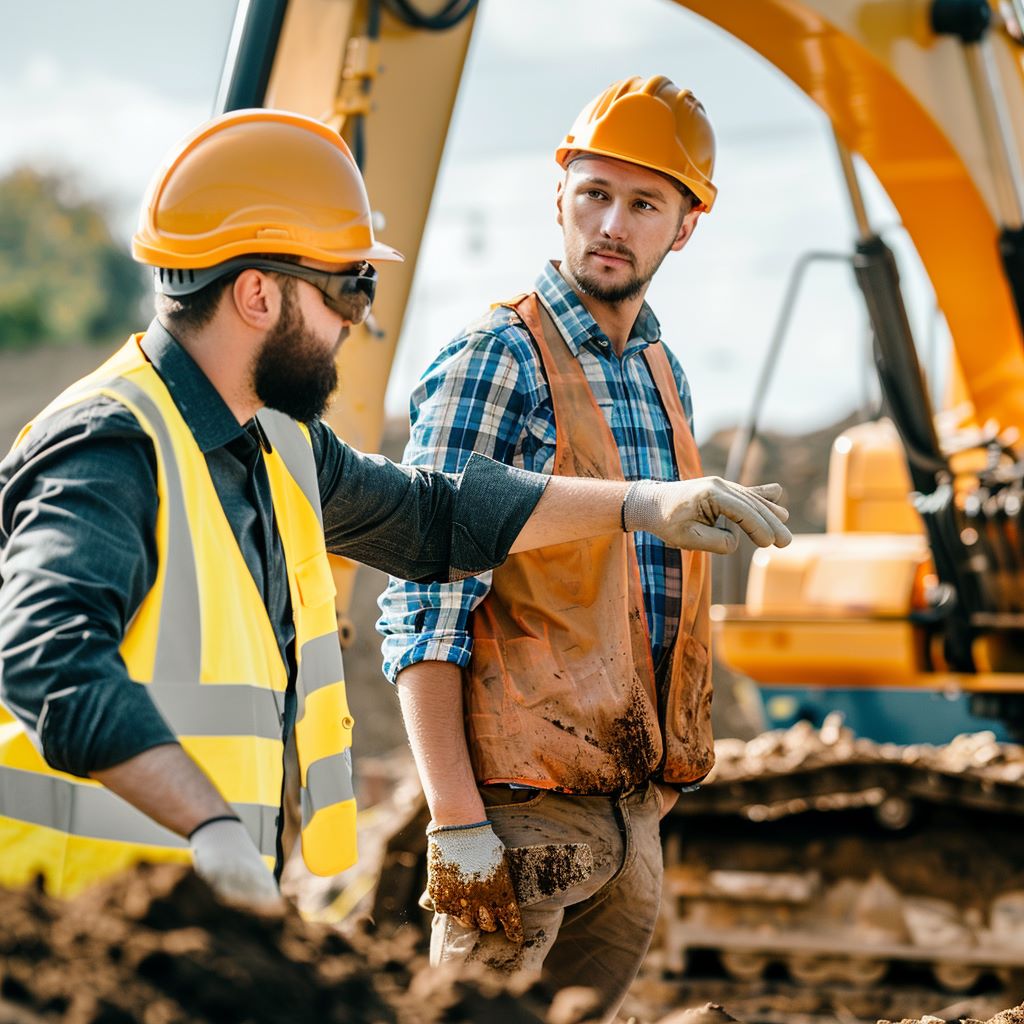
[189,816,283,911]
[624,478,792,555]
[426,820,524,943]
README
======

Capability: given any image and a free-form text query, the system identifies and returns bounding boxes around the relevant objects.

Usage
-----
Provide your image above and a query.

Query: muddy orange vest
[465,293,714,792]
[0,335,356,896]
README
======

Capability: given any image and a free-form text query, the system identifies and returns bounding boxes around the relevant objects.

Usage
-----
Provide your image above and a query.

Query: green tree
[0,168,147,350]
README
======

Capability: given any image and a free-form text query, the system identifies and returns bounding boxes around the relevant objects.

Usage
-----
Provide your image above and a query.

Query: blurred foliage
[0,167,147,350]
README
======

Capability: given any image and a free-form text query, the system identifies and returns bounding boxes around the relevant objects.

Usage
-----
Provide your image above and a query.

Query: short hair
[154,252,301,335]
[676,182,699,210]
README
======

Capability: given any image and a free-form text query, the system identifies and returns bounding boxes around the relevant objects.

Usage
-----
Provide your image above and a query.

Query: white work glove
[189,816,283,911]
[624,478,792,555]
[426,821,524,943]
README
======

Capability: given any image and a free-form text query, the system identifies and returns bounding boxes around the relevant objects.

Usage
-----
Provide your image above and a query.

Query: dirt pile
[0,865,762,1024]
[0,864,557,1024]
[654,1005,738,1023]
[878,1004,1024,1023]
[710,716,1024,785]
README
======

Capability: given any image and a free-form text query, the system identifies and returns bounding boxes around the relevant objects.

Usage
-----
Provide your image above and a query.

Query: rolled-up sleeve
[0,403,177,777]
[313,426,545,583]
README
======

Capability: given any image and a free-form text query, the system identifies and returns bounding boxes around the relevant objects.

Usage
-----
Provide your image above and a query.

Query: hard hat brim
[354,241,405,263]
[133,237,405,269]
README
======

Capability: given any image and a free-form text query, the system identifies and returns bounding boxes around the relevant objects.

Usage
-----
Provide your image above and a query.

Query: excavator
[217,0,1024,1013]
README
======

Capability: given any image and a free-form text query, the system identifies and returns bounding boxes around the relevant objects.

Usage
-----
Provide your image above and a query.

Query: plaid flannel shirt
[377,261,695,683]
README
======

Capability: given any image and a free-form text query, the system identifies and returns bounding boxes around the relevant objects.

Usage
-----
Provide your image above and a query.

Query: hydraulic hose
[215,0,289,113]
[381,0,478,31]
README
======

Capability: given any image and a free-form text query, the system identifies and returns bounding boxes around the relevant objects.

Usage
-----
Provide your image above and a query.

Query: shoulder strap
[642,344,701,479]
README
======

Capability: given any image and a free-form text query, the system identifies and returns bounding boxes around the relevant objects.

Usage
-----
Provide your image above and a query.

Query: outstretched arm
[512,475,791,555]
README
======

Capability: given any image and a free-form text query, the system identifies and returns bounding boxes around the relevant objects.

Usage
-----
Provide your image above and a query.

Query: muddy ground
[0,863,554,1024]
[878,1009,1024,1024]
[0,866,741,1024]
[1,862,1022,1024]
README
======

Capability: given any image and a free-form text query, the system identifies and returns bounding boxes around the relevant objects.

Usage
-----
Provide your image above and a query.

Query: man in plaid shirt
[377,77,789,1017]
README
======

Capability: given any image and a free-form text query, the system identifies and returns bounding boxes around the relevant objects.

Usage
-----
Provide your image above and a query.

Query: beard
[252,280,339,423]
[564,240,670,304]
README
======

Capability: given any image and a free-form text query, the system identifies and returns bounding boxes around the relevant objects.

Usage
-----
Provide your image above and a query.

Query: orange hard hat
[132,108,403,270]
[554,76,717,211]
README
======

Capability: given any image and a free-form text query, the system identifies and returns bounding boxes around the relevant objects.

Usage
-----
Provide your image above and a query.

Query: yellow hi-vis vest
[0,334,356,896]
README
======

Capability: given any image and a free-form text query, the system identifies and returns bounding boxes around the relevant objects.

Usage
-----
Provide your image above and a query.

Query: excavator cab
[714,414,1024,742]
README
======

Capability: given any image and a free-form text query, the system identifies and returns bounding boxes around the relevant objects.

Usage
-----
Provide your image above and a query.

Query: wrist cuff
[426,819,491,835]
[622,481,662,534]
[187,814,241,840]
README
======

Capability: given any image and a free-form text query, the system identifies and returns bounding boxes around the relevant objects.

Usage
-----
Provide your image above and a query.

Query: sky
[1,0,949,441]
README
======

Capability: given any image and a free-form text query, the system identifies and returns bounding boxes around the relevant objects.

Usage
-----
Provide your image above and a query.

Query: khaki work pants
[430,783,664,1023]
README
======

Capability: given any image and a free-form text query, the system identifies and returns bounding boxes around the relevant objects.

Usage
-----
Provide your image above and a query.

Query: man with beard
[0,107,789,908]
[377,77,752,1018]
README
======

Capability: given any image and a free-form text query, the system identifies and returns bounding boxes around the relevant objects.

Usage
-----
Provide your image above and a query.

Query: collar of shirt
[139,318,270,455]
[534,260,662,360]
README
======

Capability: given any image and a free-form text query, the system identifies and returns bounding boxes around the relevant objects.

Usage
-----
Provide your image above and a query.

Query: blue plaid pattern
[377,261,695,683]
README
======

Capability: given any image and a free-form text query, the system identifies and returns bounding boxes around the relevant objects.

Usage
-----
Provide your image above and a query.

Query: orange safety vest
[465,293,714,792]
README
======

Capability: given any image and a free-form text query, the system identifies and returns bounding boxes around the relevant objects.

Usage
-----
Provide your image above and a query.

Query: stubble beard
[564,242,669,305]
[252,280,339,423]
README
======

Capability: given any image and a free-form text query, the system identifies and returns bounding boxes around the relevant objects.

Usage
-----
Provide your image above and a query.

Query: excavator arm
[218,0,477,638]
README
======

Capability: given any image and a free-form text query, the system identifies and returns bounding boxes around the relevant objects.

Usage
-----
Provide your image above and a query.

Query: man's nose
[600,200,629,240]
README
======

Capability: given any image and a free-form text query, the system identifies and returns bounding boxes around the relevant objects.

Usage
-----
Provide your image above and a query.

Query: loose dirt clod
[656,1003,739,1023]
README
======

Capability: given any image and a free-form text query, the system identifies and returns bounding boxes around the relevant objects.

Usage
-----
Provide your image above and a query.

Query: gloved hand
[189,816,283,911]
[624,478,791,555]
[426,821,524,943]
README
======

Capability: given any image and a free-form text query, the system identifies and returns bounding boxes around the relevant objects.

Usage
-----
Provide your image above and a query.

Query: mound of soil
[0,866,760,1024]
[879,1006,1024,1024]
[0,864,553,1024]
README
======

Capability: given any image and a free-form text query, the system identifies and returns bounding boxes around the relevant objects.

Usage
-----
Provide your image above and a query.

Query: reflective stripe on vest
[258,409,356,876]
[0,767,278,855]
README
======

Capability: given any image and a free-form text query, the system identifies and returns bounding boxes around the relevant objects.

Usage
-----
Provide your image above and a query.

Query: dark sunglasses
[156,257,378,324]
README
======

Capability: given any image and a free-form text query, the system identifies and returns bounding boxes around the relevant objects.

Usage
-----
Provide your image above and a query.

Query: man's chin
[575,274,643,304]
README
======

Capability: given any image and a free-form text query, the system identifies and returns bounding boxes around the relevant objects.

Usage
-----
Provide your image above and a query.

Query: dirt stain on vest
[556,685,660,793]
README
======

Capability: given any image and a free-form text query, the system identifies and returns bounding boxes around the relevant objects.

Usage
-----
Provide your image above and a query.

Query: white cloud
[0,57,210,235]
[477,0,707,60]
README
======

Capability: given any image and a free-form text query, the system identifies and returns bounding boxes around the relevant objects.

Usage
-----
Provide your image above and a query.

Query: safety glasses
[156,257,378,325]
[241,259,378,325]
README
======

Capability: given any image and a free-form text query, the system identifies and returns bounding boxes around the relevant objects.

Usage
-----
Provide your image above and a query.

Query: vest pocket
[295,553,337,608]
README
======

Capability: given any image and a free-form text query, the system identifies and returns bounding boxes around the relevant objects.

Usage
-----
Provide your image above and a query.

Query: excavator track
[363,719,1024,1020]
[654,719,1024,1018]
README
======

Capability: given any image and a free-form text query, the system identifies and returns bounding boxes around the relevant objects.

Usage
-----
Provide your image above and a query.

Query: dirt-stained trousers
[429,782,664,1023]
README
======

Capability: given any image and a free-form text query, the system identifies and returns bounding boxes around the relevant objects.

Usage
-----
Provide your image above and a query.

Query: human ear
[232,270,277,330]
[671,204,704,253]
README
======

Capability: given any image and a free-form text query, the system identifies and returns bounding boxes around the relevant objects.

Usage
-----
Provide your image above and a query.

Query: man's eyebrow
[575,175,668,203]
[632,185,669,202]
